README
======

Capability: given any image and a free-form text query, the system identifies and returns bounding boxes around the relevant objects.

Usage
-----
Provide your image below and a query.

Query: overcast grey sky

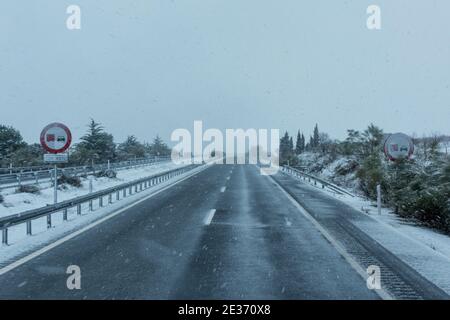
[1,0,449,144]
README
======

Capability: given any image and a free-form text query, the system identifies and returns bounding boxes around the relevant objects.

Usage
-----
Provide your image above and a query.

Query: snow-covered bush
[335,158,359,176]
[94,169,117,179]
[16,185,40,194]
[57,175,82,188]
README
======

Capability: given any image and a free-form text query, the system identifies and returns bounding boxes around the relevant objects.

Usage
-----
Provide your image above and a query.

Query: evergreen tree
[341,129,363,156]
[362,123,384,156]
[9,143,44,167]
[295,131,303,155]
[279,132,298,166]
[71,119,116,165]
[301,133,305,152]
[148,135,170,156]
[279,132,291,165]
[313,124,320,148]
[356,152,386,199]
[0,125,26,165]
[117,135,146,160]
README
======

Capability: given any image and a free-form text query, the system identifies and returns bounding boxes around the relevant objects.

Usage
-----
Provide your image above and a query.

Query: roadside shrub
[16,185,40,194]
[410,189,449,231]
[335,159,359,176]
[94,169,117,178]
[57,175,82,188]
[356,153,386,199]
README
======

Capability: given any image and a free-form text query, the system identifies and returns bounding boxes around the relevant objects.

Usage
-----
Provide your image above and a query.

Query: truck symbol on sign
[46,134,55,142]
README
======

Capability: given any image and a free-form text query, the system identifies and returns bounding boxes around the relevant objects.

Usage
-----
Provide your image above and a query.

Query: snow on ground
[291,172,450,294]
[298,152,361,193]
[0,161,187,218]
[0,164,210,266]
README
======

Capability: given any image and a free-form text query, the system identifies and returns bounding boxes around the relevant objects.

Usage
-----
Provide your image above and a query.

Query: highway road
[1,164,442,299]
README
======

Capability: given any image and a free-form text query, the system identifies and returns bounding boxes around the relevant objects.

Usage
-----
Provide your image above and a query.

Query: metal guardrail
[0,156,171,190]
[0,156,170,175]
[0,164,198,245]
[282,166,355,197]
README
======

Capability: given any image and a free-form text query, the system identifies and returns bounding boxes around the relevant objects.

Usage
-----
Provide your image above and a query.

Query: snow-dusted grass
[0,161,184,218]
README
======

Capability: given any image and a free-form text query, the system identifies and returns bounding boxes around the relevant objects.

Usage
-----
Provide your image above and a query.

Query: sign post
[53,164,58,204]
[40,123,72,205]
[377,184,381,215]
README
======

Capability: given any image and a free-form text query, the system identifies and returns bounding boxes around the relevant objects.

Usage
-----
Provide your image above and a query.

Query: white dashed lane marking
[204,209,216,225]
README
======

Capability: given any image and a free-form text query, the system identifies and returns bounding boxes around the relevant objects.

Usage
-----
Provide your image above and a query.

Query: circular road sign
[384,133,414,161]
[40,123,72,154]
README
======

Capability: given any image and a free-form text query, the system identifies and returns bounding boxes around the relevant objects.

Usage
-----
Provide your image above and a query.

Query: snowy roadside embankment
[297,152,361,193]
[0,161,185,218]
[339,192,450,294]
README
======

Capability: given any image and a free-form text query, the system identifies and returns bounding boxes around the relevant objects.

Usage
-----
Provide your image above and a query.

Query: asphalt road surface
[0,165,380,299]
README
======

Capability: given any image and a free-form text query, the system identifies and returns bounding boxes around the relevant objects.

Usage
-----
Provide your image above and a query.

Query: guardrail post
[135,184,138,193]
[35,173,39,185]
[123,189,126,197]
[17,174,21,187]
[108,193,112,204]
[26,221,32,235]
[77,204,81,215]
[89,200,93,211]
[2,228,8,245]
[63,208,68,221]
[116,190,120,201]
[47,214,52,229]
[99,196,103,207]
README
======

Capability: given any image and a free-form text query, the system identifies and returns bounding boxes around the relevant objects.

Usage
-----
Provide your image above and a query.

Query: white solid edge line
[204,209,216,225]
[0,165,209,277]
[268,174,393,301]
